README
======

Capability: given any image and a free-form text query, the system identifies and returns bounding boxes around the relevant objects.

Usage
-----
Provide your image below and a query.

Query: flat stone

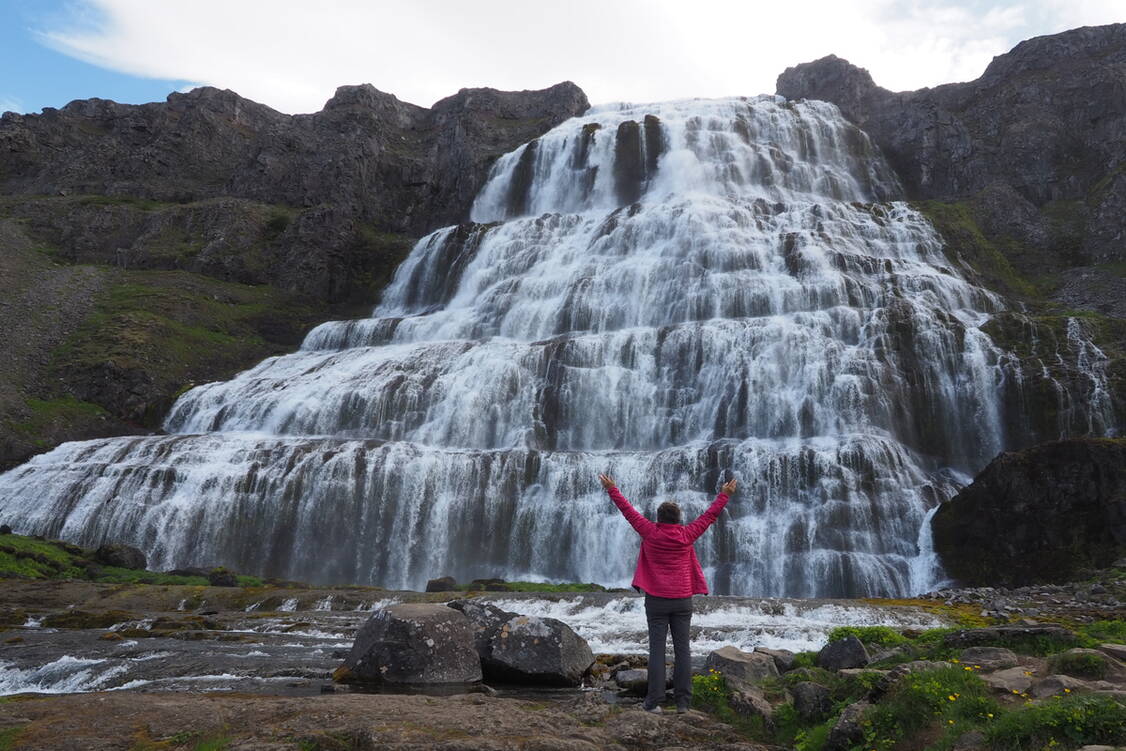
[1031,674,1092,698]
[960,646,1019,671]
[980,666,1033,694]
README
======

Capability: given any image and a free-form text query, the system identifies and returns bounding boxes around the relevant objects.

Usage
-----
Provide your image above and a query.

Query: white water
[0,97,1112,596]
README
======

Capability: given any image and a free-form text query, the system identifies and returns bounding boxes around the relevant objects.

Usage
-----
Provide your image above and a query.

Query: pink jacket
[607,486,730,598]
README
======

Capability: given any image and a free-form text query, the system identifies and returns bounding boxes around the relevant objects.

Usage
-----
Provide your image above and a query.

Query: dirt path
[0,691,766,751]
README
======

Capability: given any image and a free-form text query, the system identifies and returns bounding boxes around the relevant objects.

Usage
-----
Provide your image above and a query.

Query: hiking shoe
[676,701,690,714]
[641,703,662,714]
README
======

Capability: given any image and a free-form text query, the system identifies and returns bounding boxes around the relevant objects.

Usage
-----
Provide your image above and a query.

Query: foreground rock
[931,438,1126,587]
[706,646,779,688]
[0,691,768,751]
[338,603,481,685]
[482,614,594,687]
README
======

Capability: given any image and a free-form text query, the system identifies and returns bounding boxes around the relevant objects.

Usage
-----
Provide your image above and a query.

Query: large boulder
[825,700,870,751]
[959,647,1019,671]
[425,576,458,592]
[755,646,797,673]
[338,604,481,685]
[790,681,832,722]
[94,543,147,570]
[446,598,518,656]
[931,439,1126,586]
[816,636,869,671]
[482,614,593,687]
[706,646,779,688]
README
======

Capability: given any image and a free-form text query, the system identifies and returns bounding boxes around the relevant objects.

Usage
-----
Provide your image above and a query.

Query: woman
[598,472,737,714]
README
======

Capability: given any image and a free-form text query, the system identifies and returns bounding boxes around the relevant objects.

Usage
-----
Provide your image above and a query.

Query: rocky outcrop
[777,24,1126,313]
[932,439,1126,586]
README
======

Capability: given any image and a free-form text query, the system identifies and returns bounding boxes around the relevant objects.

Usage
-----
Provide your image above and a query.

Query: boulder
[816,636,869,671]
[981,666,1034,694]
[339,603,481,685]
[94,543,147,570]
[825,700,870,751]
[482,614,593,687]
[959,647,1019,671]
[1031,674,1097,698]
[446,598,517,656]
[790,681,832,722]
[0,524,11,535]
[755,646,797,673]
[425,576,458,592]
[729,687,774,729]
[706,646,779,688]
[207,567,238,587]
[1098,643,1126,662]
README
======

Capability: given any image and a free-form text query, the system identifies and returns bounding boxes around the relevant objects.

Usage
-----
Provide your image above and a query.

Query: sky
[1,0,1123,116]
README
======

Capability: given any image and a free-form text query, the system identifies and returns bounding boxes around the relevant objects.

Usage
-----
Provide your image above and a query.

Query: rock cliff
[0,82,588,468]
[777,24,1126,316]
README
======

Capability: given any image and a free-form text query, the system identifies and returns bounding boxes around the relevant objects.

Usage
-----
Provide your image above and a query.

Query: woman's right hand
[598,474,616,490]
[721,476,738,495]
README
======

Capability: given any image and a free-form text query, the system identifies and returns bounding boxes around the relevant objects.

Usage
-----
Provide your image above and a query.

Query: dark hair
[657,501,682,524]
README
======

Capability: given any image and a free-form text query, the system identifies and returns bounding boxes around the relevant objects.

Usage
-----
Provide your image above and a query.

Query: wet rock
[755,646,797,673]
[482,614,593,687]
[42,609,135,629]
[706,646,779,688]
[959,647,1019,671]
[340,603,482,685]
[94,543,147,570]
[790,681,832,721]
[425,576,458,592]
[816,636,869,671]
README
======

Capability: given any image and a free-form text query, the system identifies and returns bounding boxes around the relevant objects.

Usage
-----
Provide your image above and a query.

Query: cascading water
[0,97,1106,597]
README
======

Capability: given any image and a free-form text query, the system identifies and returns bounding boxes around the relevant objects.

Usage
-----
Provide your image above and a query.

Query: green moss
[1082,620,1126,644]
[5,396,110,447]
[915,199,1040,299]
[93,566,209,586]
[75,194,168,211]
[0,726,26,751]
[350,226,416,306]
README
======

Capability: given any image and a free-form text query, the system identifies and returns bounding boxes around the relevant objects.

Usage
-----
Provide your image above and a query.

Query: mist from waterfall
[0,96,1110,596]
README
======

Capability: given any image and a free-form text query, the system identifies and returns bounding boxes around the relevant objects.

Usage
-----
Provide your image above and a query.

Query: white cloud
[0,96,24,115]
[33,0,1126,113]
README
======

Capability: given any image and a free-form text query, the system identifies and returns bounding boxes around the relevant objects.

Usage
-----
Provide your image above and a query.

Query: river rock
[959,647,1019,671]
[207,567,238,587]
[790,681,832,721]
[729,687,774,728]
[825,700,870,751]
[482,614,593,687]
[339,603,481,685]
[816,636,869,671]
[94,543,147,570]
[446,599,518,656]
[706,646,779,688]
[614,668,649,694]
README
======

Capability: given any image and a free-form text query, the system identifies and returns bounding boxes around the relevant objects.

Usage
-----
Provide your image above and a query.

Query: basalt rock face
[776,24,1126,313]
[931,438,1126,586]
[0,82,589,237]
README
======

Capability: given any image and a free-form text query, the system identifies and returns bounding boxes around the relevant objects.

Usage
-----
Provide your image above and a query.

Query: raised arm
[684,476,737,541]
[599,474,656,538]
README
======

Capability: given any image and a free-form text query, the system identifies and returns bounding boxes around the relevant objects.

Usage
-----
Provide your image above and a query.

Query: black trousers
[644,593,693,707]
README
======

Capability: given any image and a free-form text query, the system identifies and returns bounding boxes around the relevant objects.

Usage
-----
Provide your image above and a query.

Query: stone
[94,543,147,571]
[614,668,649,694]
[446,598,518,657]
[705,646,779,688]
[816,636,869,671]
[825,700,870,751]
[208,567,238,587]
[953,730,987,751]
[1098,643,1126,662]
[789,681,832,722]
[728,687,774,729]
[0,524,11,535]
[755,646,797,673]
[482,614,593,687]
[425,576,458,592]
[340,603,482,685]
[1032,674,1095,698]
[959,647,1019,671]
[980,666,1034,694]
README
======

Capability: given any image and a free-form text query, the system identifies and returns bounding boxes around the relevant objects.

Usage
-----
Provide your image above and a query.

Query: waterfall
[0,96,1085,596]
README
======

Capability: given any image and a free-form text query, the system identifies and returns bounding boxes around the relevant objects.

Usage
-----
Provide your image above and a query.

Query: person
[598,472,737,714]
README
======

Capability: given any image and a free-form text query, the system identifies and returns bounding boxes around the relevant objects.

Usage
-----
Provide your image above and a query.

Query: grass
[827,625,910,647]
[1047,651,1110,680]
[493,581,607,592]
[985,693,1126,750]
[0,726,25,751]
[5,396,110,449]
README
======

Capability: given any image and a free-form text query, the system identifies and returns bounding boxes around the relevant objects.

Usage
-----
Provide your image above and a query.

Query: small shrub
[828,625,909,647]
[1083,620,1126,645]
[691,670,730,714]
[986,694,1126,751]
[1048,651,1109,680]
[791,651,817,669]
